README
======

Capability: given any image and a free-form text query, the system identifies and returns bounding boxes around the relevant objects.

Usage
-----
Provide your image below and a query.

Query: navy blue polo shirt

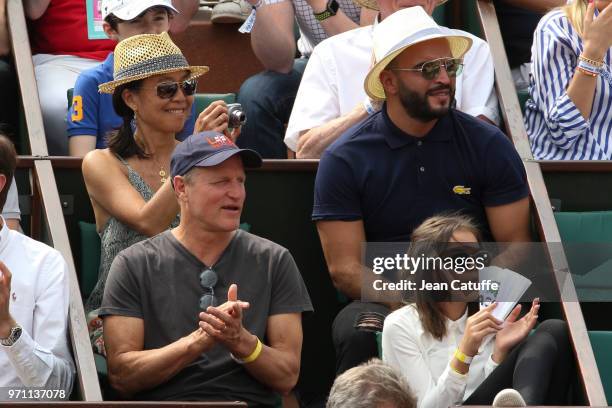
[313,106,529,242]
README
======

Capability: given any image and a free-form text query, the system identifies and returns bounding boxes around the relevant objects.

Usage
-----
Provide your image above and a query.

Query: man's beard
[398,80,455,123]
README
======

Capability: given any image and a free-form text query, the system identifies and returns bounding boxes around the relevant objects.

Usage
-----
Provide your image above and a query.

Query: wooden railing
[6,0,102,401]
[475,1,607,405]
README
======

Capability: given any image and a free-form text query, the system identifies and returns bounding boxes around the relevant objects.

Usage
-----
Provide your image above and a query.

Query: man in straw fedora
[312,6,530,375]
[285,0,499,158]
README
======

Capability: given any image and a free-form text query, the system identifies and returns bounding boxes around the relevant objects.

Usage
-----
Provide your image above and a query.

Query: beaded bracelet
[577,59,600,77]
[579,58,602,72]
[577,67,598,77]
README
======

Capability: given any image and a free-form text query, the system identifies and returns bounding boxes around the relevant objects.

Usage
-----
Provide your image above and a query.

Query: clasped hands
[196,283,257,358]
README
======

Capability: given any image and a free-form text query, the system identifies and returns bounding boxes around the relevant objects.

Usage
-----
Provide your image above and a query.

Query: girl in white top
[382,215,574,408]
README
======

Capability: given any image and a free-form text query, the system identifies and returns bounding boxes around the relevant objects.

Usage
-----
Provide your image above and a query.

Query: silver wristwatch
[1,325,22,346]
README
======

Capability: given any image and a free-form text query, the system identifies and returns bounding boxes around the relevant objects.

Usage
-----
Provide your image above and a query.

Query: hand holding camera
[195,100,246,142]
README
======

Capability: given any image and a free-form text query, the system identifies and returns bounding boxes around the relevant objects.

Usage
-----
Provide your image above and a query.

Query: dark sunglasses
[199,267,218,310]
[146,78,197,99]
[390,57,464,80]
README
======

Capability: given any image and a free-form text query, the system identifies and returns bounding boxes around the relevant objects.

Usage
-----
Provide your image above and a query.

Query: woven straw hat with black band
[354,0,448,12]
[99,32,209,94]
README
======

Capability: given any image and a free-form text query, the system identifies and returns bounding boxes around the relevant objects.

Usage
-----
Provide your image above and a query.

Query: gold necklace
[153,158,168,184]
[148,154,168,184]
[134,133,168,184]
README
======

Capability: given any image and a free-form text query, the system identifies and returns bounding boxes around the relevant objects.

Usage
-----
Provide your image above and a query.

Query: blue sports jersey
[67,53,196,148]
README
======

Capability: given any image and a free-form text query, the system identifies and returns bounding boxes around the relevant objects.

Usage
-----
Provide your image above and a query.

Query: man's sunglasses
[199,267,218,310]
[143,78,198,99]
[390,58,464,80]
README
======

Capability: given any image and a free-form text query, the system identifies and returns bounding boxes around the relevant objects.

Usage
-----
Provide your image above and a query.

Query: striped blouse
[525,9,612,160]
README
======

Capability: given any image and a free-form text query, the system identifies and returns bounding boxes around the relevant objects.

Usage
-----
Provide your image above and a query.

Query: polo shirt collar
[0,216,11,255]
[381,104,452,149]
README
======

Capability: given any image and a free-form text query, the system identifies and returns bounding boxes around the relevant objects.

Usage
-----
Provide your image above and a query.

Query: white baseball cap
[101,0,179,21]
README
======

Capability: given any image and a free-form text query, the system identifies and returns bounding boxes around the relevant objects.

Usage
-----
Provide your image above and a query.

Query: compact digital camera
[227,103,247,128]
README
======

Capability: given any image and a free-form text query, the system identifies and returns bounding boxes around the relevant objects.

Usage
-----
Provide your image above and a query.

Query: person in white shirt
[0,135,74,400]
[285,0,500,158]
[382,215,574,408]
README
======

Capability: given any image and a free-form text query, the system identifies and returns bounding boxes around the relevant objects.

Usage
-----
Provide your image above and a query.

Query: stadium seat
[588,331,612,404]
[554,211,612,301]
[432,2,446,26]
[462,0,484,38]
[554,211,612,243]
[78,221,101,300]
[194,93,236,115]
[93,353,109,395]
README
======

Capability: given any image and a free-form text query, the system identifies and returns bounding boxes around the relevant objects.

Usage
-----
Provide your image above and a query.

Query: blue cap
[171,131,262,180]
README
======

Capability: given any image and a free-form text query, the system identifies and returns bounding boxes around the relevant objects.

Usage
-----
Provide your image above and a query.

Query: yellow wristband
[231,337,263,364]
[454,348,474,365]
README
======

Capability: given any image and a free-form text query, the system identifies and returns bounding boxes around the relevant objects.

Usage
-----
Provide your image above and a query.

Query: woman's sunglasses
[144,78,198,99]
[390,57,464,80]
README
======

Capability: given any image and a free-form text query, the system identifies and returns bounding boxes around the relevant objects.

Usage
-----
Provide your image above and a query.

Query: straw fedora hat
[354,0,448,13]
[99,32,209,94]
[364,6,472,100]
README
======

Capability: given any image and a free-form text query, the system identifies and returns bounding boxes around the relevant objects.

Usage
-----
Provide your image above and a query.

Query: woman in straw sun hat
[82,32,209,352]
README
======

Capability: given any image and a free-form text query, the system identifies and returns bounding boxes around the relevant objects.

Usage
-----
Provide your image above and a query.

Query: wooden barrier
[475,1,607,405]
[7,1,102,401]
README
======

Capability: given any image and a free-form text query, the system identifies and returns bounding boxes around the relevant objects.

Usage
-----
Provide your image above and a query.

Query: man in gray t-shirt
[100,131,313,407]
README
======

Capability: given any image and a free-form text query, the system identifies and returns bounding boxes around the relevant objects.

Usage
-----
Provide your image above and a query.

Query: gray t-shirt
[99,229,313,406]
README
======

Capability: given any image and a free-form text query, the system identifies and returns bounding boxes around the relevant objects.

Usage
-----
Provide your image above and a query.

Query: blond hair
[327,359,416,408]
[562,0,588,36]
